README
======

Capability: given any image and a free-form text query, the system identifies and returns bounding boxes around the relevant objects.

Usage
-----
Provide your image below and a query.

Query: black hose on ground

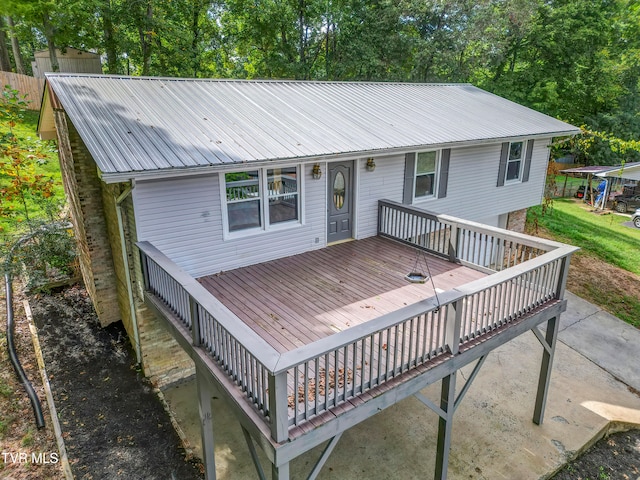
[3,222,72,430]
[5,272,46,429]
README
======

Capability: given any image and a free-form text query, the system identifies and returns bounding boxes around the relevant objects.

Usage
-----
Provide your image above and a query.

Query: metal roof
[40,74,579,181]
[560,166,617,175]
[595,162,640,181]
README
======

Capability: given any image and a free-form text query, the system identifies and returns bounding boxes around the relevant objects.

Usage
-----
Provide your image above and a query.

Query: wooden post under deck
[272,461,290,480]
[197,367,217,480]
[533,315,559,425]
[434,372,457,480]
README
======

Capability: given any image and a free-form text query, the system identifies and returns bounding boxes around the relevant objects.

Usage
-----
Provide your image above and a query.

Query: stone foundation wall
[54,112,119,326]
[507,208,528,233]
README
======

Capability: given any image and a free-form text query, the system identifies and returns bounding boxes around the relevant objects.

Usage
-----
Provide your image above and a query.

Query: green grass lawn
[528,198,640,327]
[529,198,640,275]
[0,110,64,236]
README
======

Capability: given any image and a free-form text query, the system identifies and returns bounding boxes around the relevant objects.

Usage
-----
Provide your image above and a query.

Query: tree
[6,16,26,74]
[0,87,58,234]
[0,16,12,71]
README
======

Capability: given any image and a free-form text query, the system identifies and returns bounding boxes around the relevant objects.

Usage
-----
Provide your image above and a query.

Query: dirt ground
[0,289,60,480]
[551,429,640,480]
[27,285,203,479]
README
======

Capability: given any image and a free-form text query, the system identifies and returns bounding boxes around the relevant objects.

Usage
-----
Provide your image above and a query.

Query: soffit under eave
[37,84,58,141]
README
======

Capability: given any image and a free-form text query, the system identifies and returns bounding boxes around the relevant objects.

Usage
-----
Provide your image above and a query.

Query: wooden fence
[0,72,45,110]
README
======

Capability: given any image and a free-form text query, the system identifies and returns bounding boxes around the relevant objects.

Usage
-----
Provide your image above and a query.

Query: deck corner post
[272,461,290,480]
[189,295,201,346]
[139,248,150,291]
[268,371,289,443]
[435,372,457,480]
[445,299,463,355]
[533,315,559,425]
[448,223,459,263]
[196,368,217,480]
[555,253,572,300]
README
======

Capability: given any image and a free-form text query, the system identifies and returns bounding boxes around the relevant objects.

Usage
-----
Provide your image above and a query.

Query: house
[31,47,102,78]
[38,74,580,480]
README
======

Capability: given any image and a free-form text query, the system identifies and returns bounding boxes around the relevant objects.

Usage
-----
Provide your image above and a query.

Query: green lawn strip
[583,283,640,328]
[528,198,640,327]
[529,198,640,276]
[1,110,64,235]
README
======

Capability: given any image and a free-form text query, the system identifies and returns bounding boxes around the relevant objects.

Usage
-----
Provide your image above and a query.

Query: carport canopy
[595,162,640,181]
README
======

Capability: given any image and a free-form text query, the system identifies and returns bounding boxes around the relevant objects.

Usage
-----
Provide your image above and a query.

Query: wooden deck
[198,236,486,353]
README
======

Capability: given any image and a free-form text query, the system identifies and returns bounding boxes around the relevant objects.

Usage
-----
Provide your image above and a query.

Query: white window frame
[505,141,524,183]
[413,149,440,202]
[221,165,302,238]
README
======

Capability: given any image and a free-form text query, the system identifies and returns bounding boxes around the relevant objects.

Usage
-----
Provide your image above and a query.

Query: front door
[327,161,354,243]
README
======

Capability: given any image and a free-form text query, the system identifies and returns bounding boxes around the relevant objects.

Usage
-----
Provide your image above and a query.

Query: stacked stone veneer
[54,112,120,326]
[507,208,528,233]
[54,111,194,388]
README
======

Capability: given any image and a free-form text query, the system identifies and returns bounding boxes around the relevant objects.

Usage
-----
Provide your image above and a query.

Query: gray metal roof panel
[44,75,580,175]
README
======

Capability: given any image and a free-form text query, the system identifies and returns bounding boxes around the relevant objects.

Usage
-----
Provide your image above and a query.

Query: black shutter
[522,139,534,182]
[403,152,416,204]
[437,148,451,198]
[497,142,509,187]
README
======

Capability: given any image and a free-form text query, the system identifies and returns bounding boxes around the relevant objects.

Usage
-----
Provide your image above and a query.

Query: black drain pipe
[3,222,71,429]
[5,272,45,429]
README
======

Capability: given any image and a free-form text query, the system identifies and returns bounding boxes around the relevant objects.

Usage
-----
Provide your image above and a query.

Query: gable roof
[39,74,579,183]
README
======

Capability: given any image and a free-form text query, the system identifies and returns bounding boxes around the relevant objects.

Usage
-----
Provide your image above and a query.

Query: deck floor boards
[198,236,486,354]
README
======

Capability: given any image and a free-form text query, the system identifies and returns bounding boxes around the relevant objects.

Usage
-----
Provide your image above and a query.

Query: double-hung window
[505,141,524,182]
[414,150,439,200]
[224,166,300,234]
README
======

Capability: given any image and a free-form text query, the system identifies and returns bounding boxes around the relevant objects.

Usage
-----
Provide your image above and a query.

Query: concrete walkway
[163,292,640,479]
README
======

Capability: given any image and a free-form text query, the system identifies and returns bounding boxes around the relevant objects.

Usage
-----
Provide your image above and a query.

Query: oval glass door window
[333,171,345,210]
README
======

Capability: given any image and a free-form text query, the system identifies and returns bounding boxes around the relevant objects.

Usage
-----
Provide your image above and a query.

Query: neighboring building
[32,48,102,78]
[38,74,580,480]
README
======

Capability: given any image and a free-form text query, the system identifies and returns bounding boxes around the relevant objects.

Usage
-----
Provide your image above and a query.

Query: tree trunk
[7,17,25,74]
[0,17,12,71]
[191,0,202,77]
[42,11,59,72]
[102,0,118,74]
[138,0,153,76]
[298,0,306,79]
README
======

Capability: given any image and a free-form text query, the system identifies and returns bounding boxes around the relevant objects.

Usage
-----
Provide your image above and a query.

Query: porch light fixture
[366,158,376,172]
[312,163,322,180]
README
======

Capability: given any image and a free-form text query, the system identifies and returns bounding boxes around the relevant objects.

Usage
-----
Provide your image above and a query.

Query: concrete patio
[161,292,640,479]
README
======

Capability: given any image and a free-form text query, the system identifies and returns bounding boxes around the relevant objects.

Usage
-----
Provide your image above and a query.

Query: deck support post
[434,372,457,480]
[272,461,290,480]
[533,315,559,425]
[197,368,217,480]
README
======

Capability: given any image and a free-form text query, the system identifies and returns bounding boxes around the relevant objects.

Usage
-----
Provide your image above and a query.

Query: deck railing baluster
[137,202,576,439]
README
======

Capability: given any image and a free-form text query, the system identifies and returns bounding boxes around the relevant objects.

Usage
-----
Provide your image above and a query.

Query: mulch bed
[29,285,203,479]
[552,428,640,479]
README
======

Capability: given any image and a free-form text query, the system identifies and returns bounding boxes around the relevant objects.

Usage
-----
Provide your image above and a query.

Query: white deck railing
[138,200,576,442]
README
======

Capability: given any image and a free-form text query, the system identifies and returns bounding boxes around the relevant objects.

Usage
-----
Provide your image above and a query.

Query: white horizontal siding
[412,139,551,221]
[132,139,550,277]
[133,164,326,277]
[356,154,405,238]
